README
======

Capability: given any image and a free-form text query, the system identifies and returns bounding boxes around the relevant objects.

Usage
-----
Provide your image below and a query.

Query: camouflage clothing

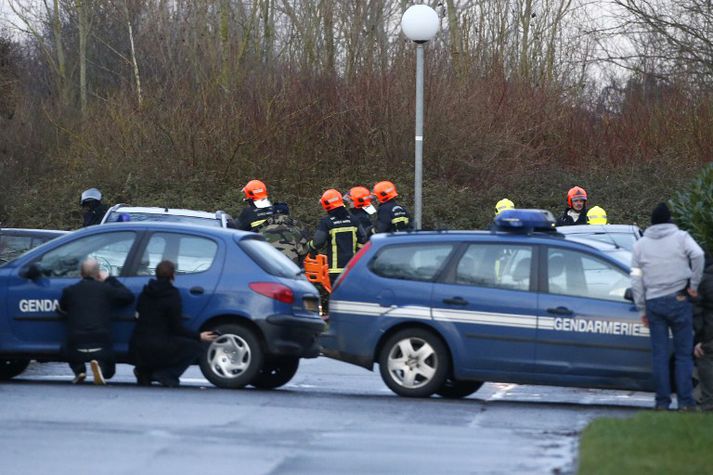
[260,214,309,265]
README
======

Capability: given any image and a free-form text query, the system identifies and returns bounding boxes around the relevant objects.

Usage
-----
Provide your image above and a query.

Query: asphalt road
[0,358,651,475]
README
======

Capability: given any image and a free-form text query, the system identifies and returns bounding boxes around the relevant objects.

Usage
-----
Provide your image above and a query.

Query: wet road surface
[0,358,651,474]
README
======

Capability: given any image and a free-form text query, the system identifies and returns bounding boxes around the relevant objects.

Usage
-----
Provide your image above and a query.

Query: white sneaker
[72,372,86,384]
[90,360,106,385]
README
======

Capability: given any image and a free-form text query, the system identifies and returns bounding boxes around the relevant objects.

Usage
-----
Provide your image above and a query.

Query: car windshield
[105,211,221,228]
[574,232,637,251]
[239,238,303,279]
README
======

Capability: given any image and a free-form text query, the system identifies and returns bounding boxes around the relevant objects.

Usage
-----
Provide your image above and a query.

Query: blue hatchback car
[0,222,324,389]
[320,210,653,398]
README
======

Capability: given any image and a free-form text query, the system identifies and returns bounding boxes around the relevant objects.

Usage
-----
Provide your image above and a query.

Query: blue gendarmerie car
[0,222,324,389]
[320,210,653,398]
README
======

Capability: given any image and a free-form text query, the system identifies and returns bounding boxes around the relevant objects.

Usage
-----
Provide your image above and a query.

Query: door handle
[547,306,574,316]
[189,286,205,295]
[443,297,468,306]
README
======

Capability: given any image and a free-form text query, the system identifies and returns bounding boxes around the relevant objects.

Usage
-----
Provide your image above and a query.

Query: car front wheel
[0,359,30,380]
[251,357,300,389]
[200,324,264,389]
[378,328,449,398]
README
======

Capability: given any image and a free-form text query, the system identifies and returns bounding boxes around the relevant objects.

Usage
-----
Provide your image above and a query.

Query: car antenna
[600,225,621,249]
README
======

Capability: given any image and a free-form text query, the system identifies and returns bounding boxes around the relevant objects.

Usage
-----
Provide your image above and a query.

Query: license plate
[303,298,319,312]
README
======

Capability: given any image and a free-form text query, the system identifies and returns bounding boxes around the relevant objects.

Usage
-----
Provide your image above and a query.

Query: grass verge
[578,411,713,474]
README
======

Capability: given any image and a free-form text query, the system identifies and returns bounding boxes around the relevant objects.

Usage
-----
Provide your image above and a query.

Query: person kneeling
[130,260,217,387]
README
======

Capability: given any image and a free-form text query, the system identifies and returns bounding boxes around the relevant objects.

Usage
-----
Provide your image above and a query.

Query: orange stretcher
[303,254,331,293]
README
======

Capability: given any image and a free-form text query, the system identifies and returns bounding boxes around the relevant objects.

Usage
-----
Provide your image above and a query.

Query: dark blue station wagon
[0,222,324,389]
[320,210,652,398]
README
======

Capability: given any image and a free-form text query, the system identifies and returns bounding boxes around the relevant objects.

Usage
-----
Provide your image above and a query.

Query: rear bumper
[258,314,326,358]
[318,333,373,370]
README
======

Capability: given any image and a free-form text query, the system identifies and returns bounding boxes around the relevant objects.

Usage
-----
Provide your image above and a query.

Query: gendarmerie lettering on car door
[549,317,648,337]
[19,299,60,313]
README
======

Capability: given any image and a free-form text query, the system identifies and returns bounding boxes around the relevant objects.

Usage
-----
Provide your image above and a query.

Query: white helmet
[80,188,102,205]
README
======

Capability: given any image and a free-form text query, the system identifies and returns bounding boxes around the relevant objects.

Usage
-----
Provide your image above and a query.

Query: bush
[670,163,713,254]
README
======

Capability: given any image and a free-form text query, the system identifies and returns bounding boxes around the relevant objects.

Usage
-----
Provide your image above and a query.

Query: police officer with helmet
[307,189,367,284]
[80,188,109,227]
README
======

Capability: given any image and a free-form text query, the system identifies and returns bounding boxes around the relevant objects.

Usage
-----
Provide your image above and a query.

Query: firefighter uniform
[308,200,367,282]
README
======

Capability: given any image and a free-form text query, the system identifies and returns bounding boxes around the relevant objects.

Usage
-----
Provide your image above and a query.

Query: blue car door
[431,241,538,374]
[535,245,650,387]
[114,231,224,352]
[5,231,140,352]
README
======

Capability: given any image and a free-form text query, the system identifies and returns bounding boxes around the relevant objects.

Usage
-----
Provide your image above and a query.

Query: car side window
[369,244,455,282]
[547,248,629,301]
[0,235,34,262]
[135,232,218,276]
[37,232,137,278]
[455,244,533,291]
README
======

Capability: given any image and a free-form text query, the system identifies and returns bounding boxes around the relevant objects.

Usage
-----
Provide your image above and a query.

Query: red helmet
[373,181,398,203]
[567,186,587,208]
[320,189,344,212]
[347,186,373,208]
[242,180,268,201]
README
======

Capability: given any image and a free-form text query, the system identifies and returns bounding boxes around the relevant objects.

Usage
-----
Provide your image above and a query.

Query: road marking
[489,383,518,401]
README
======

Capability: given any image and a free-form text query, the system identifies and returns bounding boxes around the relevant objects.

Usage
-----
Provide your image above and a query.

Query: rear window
[105,211,222,228]
[239,238,301,279]
[369,244,455,282]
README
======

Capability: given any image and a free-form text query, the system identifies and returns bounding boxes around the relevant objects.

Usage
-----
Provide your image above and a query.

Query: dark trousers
[65,343,116,379]
[134,337,202,381]
[698,349,713,409]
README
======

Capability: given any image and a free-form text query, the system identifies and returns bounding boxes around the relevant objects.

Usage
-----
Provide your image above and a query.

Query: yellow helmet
[495,198,515,215]
[587,206,608,225]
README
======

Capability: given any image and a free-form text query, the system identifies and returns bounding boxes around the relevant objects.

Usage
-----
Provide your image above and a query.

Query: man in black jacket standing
[58,258,134,384]
[130,260,217,387]
[695,255,713,411]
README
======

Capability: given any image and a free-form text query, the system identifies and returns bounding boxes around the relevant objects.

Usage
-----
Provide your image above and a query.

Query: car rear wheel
[378,328,449,398]
[251,357,300,389]
[436,379,483,399]
[0,359,30,380]
[200,324,263,389]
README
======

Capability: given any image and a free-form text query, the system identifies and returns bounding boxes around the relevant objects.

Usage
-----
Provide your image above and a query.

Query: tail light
[333,241,372,292]
[249,282,295,304]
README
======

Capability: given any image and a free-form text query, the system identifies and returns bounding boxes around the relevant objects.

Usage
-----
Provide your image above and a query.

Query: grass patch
[578,412,713,474]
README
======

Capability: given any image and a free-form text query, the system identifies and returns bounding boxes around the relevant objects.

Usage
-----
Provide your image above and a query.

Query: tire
[436,379,483,399]
[378,328,449,398]
[199,323,264,389]
[251,357,300,390]
[0,359,30,380]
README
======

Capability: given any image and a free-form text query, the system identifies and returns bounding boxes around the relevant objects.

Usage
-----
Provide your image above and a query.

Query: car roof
[107,205,220,220]
[371,228,630,254]
[88,221,253,236]
[556,224,640,234]
[0,228,69,236]
[368,229,589,247]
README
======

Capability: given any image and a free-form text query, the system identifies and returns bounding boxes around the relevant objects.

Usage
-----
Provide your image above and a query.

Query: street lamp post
[401,5,439,230]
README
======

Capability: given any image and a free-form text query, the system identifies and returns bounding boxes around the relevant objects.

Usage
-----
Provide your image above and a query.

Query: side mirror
[624,288,634,302]
[19,263,42,281]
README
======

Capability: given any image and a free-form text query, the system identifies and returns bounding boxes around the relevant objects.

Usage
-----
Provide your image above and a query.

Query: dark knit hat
[651,202,672,225]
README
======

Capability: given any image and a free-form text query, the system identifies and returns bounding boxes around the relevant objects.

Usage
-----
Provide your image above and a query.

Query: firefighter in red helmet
[556,186,588,226]
[307,189,368,284]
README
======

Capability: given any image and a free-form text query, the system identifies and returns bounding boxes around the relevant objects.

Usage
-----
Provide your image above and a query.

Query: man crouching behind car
[129,260,217,387]
[58,258,134,385]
